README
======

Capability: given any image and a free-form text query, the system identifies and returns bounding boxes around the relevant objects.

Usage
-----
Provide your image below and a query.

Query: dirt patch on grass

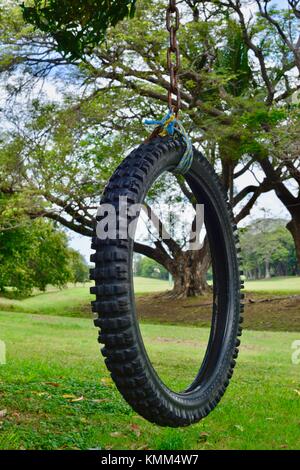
[12,290,299,332]
[154,337,202,347]
[136,292,300,332]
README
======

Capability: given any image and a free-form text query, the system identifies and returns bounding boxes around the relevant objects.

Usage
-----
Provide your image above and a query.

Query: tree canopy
[21,0,137,59]
[0,0,299,296]
[240,218,298,279]
[0,219,74,296]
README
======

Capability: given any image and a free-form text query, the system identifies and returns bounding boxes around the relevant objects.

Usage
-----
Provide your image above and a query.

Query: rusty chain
[145,1,193,173]
[166,0,181,116]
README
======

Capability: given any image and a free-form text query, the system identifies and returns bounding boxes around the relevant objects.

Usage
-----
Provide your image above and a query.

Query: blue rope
[144,111,193,175]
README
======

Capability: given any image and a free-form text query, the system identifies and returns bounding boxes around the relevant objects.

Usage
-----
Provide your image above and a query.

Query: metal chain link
[145,2,193,173]
[166,0,181,116]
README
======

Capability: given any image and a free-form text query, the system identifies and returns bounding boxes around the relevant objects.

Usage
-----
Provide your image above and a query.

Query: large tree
[1,0,299,296]
[214,0,300,264]
[0,217,74,296]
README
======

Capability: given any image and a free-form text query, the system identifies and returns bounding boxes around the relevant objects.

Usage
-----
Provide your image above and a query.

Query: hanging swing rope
[144,0,193,175]
[144,111,193,174]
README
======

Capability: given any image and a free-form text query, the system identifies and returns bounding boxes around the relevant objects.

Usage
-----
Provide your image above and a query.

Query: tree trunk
[257,266,262,279]
[134,226,211,299]
[168,243,211,298]
[258,158,300,268]
[265,259,271,279]
[287,213,300,267]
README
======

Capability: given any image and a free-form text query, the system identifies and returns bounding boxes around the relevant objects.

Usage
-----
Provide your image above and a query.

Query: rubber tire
[90,136,243,427]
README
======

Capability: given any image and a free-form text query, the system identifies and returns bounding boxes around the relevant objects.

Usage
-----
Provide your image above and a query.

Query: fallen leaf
[101,377,113,387]
[234,425,244,432]
[130,424,141,438]
[45,382,60,388]
[31,391,47,396]
[293,389,300,396]
[71,396,84,403]
[110,432,123,438]
[0,409,7,418]
[198,432,209,443]
[137,445,149,450]
[62,394,76,399]
[280,444,288,449]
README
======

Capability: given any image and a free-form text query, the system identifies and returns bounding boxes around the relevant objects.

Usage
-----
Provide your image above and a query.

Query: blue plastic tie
[144,111,193,175]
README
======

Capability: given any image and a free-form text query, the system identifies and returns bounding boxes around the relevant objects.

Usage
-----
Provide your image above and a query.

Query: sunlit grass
[0,277,171,317]
[0,311,299,450]
[244,276,300,294]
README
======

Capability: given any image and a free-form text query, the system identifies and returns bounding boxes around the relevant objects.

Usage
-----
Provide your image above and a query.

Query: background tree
[0,219,74,296]
[69,249,90,284]
[1,0,299,296]
[22,0,137,60]
[240,218,298,280]
[135,257,169,280]
[215,0,300,265]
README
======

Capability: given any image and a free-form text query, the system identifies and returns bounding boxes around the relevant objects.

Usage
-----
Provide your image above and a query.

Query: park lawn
[245,276,300,294]
[0,277,171,317]
[0,311,300,450]
[0,276,299,331]
[0,276,299,317]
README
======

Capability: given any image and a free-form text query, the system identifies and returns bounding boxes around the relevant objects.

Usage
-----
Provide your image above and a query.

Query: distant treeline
[240,218,299,280]
[134,218,299,282]
[0,219,89,298]
[134,256,169,281]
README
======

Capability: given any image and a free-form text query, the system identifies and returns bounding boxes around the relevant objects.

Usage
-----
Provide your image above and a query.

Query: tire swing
[90,0,243,427]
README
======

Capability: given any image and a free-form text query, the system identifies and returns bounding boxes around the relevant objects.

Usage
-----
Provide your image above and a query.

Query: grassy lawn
[0,276,299,331]
[245,276,300,294]
[0,311,299,450]
[0,278,171,317]
[0,276,298,316]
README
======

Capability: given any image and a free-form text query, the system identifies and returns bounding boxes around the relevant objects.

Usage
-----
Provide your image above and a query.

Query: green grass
[0,277,171,317]
[0,311,299,450]
[244,276,300,294]
[0,276,299,318]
